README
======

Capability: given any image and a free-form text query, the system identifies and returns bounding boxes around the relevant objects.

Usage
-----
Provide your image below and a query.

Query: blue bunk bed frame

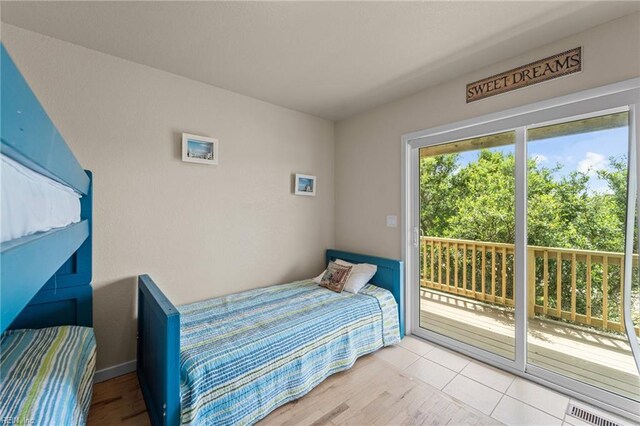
[137,249,404,426]
[1,44,93,333]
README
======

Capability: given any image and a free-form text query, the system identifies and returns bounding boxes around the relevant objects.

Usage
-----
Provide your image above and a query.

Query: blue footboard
[137,275,180,426]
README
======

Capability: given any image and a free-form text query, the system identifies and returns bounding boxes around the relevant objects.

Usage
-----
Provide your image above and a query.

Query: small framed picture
[295,173,317,196]
[182,133,219,165]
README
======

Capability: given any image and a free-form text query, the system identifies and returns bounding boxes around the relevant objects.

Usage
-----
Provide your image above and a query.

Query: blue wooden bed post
[137,275,181,426]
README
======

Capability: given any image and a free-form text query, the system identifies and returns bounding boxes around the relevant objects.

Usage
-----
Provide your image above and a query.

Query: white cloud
[577,152,607,175]
[531,154,548,164]
[589,180,614,195]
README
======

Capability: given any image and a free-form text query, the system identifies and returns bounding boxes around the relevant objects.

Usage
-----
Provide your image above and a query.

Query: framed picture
[182,133,219,165]
[295,173,316,196]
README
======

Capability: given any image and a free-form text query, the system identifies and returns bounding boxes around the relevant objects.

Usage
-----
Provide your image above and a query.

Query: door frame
[401,77,640,420]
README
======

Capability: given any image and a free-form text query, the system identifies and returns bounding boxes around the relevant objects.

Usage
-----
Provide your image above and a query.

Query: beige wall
[2,24,335,370]
[334,13,640,260]
[3,12,639,372]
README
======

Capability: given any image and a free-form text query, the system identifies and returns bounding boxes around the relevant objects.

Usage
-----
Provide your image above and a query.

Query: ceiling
[2,1,639,120]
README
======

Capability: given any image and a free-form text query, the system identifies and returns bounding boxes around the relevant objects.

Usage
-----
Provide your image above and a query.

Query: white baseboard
[94,359,136,383]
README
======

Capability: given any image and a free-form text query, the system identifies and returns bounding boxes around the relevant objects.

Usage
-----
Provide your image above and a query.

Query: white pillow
[313,259,377,294]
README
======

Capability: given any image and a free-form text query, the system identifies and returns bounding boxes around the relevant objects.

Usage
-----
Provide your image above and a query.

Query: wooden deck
[420,288,640,401]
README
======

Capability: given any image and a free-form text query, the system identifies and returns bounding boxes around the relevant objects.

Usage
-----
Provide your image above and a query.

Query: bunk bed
[138,249,404,426]
[0,44,96,425]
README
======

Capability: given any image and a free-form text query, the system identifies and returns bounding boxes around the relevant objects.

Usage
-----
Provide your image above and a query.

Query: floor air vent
[566,403,620,426]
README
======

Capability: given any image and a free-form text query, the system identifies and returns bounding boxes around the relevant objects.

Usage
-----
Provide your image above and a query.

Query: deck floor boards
[420,288,640,400]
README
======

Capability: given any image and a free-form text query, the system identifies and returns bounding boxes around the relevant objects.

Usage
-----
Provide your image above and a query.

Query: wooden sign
[466,47,582,103]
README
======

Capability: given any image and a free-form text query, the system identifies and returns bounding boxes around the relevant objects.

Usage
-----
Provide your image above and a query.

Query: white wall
[334,13,640,260]
[2,24,335,370]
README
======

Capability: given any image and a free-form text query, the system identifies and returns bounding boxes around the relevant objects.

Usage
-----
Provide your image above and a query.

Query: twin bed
[138,250,405,425]
[1,44,96,424]
[1,42,405,426]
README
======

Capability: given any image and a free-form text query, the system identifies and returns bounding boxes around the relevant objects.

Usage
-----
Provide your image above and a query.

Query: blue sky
[298,177,314,191]
[456,126,629,193]
[187,140,213,154]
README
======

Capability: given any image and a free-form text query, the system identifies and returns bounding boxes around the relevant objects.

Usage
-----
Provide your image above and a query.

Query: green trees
[419,149,629,253]
[419,149,637,327]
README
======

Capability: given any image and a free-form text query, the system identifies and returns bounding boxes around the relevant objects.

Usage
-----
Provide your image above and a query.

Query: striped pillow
[319,261,352,293]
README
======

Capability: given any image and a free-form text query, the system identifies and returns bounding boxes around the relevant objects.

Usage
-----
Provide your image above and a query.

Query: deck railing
[420,236,639,336]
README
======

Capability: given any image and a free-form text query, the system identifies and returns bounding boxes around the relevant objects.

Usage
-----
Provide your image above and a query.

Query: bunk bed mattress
[1,154,81,243]
[178,279,400,425]
[0,326,96,426]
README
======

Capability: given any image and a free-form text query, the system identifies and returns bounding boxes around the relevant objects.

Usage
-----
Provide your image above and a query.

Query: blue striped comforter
[0,326,96,426]
[178,279,400,425]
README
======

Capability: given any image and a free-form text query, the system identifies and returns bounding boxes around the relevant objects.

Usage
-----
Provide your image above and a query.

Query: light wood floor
[420,288,640,401]
[87,354,499,425]
[87,373,150,426]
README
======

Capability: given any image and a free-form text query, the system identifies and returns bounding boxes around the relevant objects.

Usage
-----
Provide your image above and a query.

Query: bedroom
[1,1,639,425]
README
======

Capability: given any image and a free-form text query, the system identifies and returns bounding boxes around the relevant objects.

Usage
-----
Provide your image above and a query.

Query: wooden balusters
[571,253,577,322]
[586,254,592,326]
[419,236,639,336]
[491,247,496,302]
[603,256,608,329]
[543,250,549,315]
[556,252,562,317]
[527,247,535,318]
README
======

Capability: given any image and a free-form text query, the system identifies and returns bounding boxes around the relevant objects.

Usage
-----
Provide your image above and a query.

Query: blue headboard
[326,249,405,338]
[1,44,93,332]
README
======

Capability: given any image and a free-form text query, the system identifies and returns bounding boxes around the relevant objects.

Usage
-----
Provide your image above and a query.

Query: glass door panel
[526,111,640,401]
[418,131,517,360]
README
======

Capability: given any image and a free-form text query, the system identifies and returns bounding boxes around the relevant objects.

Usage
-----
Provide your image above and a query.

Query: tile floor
[373,335,637,426]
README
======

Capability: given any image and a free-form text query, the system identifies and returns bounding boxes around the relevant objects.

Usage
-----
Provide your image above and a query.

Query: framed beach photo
[295,173,316,196]
[182,133,219,165]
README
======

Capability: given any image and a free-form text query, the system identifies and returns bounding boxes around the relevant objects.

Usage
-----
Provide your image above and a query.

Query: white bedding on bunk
[1,154,81,243]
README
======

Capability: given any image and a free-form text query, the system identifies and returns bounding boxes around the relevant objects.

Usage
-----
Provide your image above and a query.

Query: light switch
[386,215,398,228]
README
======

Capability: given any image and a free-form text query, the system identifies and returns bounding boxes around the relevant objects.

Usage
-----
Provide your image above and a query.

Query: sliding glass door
[418,131,517,360]
[525,111,639,402]
[405,82,640,415]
